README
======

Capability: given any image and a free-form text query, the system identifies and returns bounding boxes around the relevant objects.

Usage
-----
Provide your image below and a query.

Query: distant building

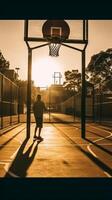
[49,84,65,103]
[42,84,66,112]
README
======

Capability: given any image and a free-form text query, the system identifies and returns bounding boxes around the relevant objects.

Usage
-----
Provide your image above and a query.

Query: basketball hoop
[42,20,70,57]
[49,43,61,57]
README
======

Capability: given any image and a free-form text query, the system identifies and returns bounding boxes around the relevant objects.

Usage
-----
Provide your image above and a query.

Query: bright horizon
[32,57,62,87]
[0,20,112,87]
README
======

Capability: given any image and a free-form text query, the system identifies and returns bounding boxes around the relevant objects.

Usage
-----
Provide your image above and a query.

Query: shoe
[33,136,43,141]
[33,136,38,140]
[37,136,44,141]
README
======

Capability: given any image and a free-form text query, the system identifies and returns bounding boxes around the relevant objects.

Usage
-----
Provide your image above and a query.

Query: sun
[32,57,61,87]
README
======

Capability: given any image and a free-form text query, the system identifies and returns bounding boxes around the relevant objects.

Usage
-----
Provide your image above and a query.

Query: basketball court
[0,122,112,177]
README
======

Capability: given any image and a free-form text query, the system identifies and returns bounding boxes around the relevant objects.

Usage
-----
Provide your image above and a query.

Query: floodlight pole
[27,48,32,139]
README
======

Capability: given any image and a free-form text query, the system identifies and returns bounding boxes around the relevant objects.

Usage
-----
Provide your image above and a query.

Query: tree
[63,69,81,95]
[86,48,112,91]
[0,50,10,71]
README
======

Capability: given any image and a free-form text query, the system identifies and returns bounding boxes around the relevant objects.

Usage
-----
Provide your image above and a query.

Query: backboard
[42,20,70,43]
[24,20,88,44]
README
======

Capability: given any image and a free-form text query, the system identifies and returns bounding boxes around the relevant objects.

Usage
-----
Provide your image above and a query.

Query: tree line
[63,48,112,94]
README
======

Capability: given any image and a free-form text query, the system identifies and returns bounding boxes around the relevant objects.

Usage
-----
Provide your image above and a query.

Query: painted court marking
[1,123,112,177]
[0,127,25,177]
[54,123,112,177]
[87,125,112,177]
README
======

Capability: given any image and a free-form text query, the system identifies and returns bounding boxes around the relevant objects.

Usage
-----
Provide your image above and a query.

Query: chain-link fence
[1,72,111,128]
[0,73,20,129]
[94,89,112,125]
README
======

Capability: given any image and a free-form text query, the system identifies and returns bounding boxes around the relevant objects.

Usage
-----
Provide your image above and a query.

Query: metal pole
[10,82,12,125]
[81,50,86,138]
[100,83,102,123]
[49,87,51,122]
[83,20,85,40]
[73,93,76,122]
[92,85,95,122]
[26,48,32,138]
[1,74,3,129]
[18,86,20,123]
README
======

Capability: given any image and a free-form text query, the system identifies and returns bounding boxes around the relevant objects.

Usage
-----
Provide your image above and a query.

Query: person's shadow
[5,138,41,177]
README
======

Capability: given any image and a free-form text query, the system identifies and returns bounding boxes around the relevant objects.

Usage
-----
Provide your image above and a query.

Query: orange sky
[0,20,112,87]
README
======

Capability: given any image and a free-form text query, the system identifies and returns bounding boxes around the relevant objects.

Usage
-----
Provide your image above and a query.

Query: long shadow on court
[5,138,41,177]
[86,138,112,155]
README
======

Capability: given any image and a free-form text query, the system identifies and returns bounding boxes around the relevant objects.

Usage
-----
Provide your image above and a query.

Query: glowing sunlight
[32,57,61,87]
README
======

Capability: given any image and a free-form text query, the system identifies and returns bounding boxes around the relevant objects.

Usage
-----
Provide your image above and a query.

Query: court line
[2,127,26,177]
[87,124,112,134]
[0,161,11,165]
[53,123,112,177]
[73,123,112,177]
[104,171,112,178]
[87,130,112,177]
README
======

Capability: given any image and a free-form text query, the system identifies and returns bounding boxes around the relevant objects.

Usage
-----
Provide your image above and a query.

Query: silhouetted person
[33,94,46,140]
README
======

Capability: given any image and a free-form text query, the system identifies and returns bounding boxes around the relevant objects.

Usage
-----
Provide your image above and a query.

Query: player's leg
[36,118,43,140]
[34,124,38,138]
[38,127,42,137]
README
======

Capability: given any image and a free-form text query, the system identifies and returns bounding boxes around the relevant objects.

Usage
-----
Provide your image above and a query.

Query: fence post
[73,94,76,122]
[81,50,86,139]
[10,82,12,125]
[26,48,32,138]
[49,87,51,122]
[18,86,20,123]
[1,74,3,129]
[92,85,95,122]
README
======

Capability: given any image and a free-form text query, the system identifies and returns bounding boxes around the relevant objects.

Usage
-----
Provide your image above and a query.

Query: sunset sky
[0,20,112,87]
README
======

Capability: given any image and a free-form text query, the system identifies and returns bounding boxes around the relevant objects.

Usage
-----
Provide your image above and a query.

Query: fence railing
[0,73,20,129]
[94,92,112,124]
[0,72,112,128]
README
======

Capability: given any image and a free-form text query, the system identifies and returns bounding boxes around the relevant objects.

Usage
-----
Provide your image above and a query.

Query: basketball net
[49,43,61,57]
